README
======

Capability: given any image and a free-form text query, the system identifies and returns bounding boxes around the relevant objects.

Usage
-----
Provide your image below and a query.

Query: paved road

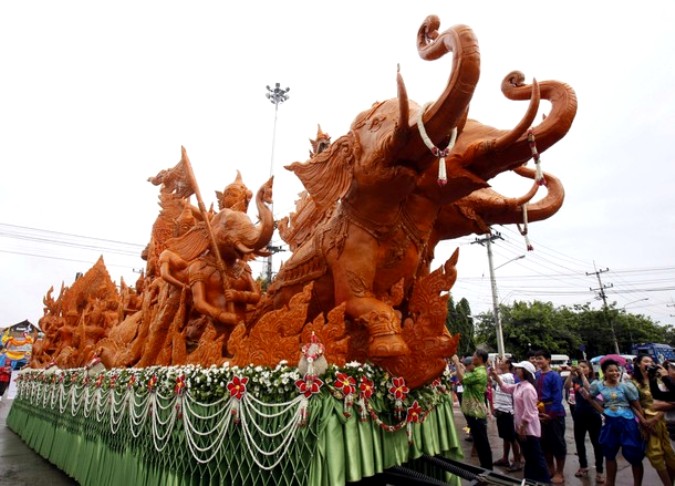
[0,397,77,486]
[0,395,662,485]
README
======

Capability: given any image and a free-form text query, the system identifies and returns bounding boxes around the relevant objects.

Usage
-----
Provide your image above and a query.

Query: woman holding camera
[564,360,604,481]
[633,354,675,485]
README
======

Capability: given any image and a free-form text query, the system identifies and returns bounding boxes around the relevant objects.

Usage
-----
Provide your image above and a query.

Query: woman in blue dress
[580,358,647,486]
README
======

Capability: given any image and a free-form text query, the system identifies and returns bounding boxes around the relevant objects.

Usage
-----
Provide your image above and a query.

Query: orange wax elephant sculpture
[262,16,575,373]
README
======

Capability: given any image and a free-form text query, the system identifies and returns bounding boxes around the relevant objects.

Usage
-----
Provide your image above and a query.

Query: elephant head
[446,71,577,182]
[166,176,274,261]
[288,18,487,231]
[211,176,274,258]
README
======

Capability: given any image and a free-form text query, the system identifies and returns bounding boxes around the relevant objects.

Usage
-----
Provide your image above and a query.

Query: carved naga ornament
[34,16,576,389]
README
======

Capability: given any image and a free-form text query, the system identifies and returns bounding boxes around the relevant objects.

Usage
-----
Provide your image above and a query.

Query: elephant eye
[369,117,384,132]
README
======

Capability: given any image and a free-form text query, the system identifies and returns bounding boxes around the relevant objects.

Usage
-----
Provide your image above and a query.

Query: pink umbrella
[600,354,627,366]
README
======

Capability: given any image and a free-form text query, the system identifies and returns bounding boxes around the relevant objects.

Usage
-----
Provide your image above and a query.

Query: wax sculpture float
[9,15,576,486]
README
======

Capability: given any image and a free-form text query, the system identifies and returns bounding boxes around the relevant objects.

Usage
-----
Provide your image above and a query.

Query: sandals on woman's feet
[596,473,605,483]
[574,468,588,477]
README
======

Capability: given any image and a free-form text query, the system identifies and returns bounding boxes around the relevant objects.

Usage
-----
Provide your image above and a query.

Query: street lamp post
[622,298,649,313]
[621,298,649,349]
[264,83,290,284]
[495,254,526,271]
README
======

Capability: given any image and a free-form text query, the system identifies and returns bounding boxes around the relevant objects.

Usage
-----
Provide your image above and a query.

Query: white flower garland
[416,102,458,186]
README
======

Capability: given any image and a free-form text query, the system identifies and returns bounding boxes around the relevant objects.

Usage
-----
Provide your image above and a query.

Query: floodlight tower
[264,83,290,284]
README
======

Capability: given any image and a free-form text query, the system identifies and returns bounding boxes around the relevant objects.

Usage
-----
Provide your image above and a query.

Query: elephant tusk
[391,64,410,152]
[235,241,254,255]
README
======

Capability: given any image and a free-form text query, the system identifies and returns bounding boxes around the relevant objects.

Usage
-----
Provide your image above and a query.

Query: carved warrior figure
[33,257,120,368]
[97,164,274,368]
[309,124,331,158]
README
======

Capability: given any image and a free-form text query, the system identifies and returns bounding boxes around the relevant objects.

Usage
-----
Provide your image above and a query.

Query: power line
[0,222,144,249]
[0,222,145,269]
[0,248,136,270]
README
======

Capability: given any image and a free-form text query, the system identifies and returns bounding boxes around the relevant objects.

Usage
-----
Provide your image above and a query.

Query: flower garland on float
[14,335,454,468]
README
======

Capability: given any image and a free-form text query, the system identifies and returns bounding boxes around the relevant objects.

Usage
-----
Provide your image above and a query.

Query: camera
[647,364,659,378]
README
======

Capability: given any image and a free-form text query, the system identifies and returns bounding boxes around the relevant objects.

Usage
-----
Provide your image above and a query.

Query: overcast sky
[2,2,675,336]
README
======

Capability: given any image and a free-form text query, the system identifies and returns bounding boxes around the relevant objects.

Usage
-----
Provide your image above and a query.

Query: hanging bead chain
[527,128,546,186]
[517,203,534,251]
[521,128,549,251]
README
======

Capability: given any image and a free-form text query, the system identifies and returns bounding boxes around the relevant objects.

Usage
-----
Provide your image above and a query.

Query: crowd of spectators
[450,347,675,486]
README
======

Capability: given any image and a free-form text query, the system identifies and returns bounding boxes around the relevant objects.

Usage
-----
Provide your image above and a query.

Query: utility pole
[473,231,506,358]
[587,265,619,354]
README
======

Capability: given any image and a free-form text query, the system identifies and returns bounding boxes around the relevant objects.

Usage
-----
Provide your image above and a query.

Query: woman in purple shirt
[491,360,550,484]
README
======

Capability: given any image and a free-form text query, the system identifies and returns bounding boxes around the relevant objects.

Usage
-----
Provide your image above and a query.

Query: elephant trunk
[430,166,564,244]
[401,17,480,163]
[480,166,565,226]
[512,167,565,223]
[240,177,274,252]
[467,73,577,180]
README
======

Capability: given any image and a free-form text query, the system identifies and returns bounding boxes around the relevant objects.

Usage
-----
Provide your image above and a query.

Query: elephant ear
[165,224,210,261]
[285,134,354,210]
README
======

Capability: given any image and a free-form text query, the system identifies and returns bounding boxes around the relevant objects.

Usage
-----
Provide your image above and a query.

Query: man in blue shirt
[534,349,566,484]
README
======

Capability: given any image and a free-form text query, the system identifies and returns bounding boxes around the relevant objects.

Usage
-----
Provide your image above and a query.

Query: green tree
[445,297,475,357]
[611,305,672,352]
[501,301,580,359]
[463,299,671,360]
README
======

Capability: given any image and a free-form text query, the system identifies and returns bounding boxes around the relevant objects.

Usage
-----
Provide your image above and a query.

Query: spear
[180,146,234,313]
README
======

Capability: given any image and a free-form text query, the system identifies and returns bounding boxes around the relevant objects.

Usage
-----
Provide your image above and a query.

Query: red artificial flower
[389,377,409,400]
[359,376,374,399]
[95,374,105,388]
[295,374,324,398]
[147,375,158,392]
[127,375,137,389]
[334,372,356,395]
[227,375,249,400]
[406,400,424,424]
[431,377,447,393]
[174,375,186,395]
